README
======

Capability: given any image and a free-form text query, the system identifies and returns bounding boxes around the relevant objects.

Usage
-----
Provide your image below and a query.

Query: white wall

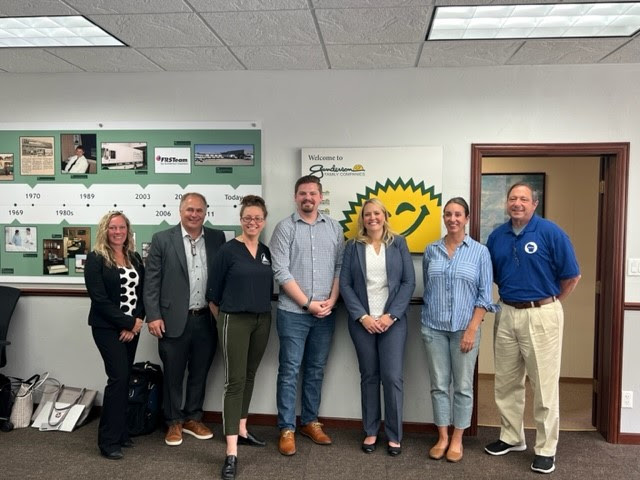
[1,64,640,429]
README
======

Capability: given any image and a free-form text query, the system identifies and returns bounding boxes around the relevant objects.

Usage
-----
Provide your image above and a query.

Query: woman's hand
[131,317,143,335]
[119,329,135,342]
[378,314,395,332]
[460,327,478,353]
[361,315,385,334]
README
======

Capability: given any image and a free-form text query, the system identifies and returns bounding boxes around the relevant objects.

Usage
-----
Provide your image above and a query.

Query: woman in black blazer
[85,211,144,460]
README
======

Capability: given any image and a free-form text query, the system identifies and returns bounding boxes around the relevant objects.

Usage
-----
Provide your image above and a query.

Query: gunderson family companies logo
[306,153,365,178]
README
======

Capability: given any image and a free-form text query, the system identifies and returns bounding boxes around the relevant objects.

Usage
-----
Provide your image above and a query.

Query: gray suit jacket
[143,224,225,337]
[339,235,416,322]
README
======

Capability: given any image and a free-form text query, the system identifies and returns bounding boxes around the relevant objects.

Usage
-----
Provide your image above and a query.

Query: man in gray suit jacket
[144,192,226,446]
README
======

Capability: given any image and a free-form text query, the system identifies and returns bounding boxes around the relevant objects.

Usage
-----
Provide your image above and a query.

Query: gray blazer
[339,235,416,322]
[143,224,225,337]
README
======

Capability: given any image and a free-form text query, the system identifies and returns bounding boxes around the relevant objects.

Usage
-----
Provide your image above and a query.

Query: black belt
[502,296,557,309]
[188,307,209,316]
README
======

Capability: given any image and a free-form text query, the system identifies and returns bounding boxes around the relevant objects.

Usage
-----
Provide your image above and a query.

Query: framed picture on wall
[480,172,545,244]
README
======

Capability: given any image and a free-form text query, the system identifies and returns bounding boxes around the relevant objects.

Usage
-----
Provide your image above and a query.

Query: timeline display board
[0,122,262,284]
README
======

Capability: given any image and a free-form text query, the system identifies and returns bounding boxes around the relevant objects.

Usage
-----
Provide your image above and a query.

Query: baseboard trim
[478,373,593,384]
[200,412,445,435]
[617,433,640,444]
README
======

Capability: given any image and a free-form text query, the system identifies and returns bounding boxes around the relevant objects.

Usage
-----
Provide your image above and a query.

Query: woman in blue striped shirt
[421,197,495,463]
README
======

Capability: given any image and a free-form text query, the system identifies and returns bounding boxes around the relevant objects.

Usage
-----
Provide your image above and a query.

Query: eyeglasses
[241,216,265,224]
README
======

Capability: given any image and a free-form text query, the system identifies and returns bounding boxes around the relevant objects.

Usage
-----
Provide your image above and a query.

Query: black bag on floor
[126,361,163,436]
[0,373,15,431]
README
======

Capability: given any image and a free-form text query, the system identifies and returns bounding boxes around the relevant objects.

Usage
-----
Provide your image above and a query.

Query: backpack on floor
[126,361,163,436]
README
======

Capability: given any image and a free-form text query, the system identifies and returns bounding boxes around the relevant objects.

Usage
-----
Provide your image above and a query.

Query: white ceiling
[1,0,639,73]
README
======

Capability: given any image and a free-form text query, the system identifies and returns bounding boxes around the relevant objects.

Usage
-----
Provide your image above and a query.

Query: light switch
[628,259,640,276]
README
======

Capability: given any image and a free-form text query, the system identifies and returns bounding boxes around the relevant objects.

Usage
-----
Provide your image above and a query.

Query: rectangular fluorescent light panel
[0,16,124,47]
[428,2,640,40]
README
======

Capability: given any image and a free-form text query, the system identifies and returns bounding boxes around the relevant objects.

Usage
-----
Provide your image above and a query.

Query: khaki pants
[493,300,564,456]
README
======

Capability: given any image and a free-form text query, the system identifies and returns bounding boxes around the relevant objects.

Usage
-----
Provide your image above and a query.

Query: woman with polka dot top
[85,211,145,460]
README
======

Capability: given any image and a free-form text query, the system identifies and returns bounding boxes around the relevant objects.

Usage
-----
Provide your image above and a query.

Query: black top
[85,251,145,330]
[207,239,274,313]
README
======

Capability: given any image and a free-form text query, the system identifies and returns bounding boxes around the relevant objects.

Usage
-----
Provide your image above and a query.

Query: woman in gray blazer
[339,198,415,456]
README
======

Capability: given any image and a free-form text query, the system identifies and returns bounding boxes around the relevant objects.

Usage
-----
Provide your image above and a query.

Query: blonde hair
[93,211,135,268]
[354,198,395,246]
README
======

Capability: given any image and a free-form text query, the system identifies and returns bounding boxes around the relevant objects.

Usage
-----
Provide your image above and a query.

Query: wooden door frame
[469,143,628,443]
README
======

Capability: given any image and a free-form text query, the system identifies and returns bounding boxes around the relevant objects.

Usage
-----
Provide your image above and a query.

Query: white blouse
[365,243,389,317]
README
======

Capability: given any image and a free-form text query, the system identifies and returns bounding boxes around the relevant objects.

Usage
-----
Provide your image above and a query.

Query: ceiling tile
[0,0,76,16]
[507,38,630,65]
[419,39,522,67]
[46,46,162,72]
[63,0,191,14]
[0,49,81,73]
[88,13,223,48]
[327,43,419,68]
[201,10,319,46]
[313,1,433,7]
[317,7,431,44]
[189,0,308,11]
[600,37,640,63]
[233,45,327,69]
[138,47,243,71]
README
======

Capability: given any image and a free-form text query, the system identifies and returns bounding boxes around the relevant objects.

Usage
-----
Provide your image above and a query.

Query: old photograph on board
[43,238,68,275]
[61,134,98,174]
[0,153,14,181]
[101,142,147,170]
[194,144,254,166]
[5,226,37,253]
[20,136,55,176]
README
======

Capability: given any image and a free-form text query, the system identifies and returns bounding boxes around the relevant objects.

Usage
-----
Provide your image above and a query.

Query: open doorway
[476,155,598,431]
[469,143,628,443]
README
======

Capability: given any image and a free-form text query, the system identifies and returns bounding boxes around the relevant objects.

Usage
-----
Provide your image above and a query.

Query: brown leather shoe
[446,446,464,463]
[299,421,332,445]
[279,429,296,456]
[165,424,183,446]
[182,420,214,440]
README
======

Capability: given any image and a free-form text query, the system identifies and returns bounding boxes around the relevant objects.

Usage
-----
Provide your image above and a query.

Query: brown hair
[240,195,268,218]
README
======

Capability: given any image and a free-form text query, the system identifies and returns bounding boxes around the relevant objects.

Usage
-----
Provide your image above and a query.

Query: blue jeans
[276,308,336,431]
[421,325,481,429]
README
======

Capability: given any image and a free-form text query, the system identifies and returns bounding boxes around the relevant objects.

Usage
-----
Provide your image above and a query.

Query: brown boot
[279,429,296,456]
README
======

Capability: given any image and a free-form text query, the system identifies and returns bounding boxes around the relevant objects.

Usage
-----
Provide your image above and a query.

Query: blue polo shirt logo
[524,242,538,254]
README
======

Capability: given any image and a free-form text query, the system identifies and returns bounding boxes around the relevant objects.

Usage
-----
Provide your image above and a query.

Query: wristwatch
[302,298,311,311]
[388,314,398,322]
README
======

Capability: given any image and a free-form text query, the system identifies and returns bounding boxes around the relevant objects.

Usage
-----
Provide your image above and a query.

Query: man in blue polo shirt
[484,182,580,475]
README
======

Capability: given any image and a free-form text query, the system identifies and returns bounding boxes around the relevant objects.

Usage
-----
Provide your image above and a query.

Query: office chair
[0,286,21,369]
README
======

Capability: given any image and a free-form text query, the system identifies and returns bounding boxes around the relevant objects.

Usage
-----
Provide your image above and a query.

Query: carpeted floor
[1,420,638,480]
[477,377,595,431]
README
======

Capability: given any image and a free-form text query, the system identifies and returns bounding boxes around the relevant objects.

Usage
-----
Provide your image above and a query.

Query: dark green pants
[217,311,271,435]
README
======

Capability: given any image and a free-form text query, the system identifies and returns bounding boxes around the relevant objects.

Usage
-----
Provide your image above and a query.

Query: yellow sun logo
[340,178,442,253]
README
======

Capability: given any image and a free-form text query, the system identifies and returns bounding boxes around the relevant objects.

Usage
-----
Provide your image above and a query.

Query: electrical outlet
[622,390,634,408]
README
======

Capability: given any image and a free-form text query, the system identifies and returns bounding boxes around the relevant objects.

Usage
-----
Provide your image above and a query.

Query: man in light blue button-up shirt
[269,175,344,456]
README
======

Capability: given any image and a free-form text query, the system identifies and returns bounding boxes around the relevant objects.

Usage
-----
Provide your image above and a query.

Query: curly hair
[93,211,135,268]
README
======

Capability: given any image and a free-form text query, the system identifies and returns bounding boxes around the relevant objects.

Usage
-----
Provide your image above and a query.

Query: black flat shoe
[121,439,134,448]
[221,455,237,480]
[361,442,377,454]
[387,445,402,456]
[238,431,266,447]
[361,437,377,454]
[101,449,124,460]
